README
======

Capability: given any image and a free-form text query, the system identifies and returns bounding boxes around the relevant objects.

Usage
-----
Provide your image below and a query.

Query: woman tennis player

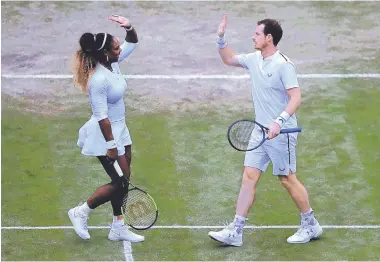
[68,14,144,243]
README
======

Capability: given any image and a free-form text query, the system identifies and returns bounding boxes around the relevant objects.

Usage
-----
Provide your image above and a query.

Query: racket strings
[229,121,257,150]
[122,190,157,228]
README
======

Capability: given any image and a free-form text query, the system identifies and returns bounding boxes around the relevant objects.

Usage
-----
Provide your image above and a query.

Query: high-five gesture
[217,14,227,37]
[108,14,131,28]
[216,13,241,67]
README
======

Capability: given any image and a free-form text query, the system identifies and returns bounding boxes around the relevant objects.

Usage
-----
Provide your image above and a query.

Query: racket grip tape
[279,127,302,134]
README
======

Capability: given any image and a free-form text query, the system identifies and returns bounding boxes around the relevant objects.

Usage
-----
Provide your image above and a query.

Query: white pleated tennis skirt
[77,116,132,156]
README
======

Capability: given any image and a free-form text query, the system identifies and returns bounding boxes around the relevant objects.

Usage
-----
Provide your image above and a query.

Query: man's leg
[279,173,310,213]
[236,167,262,217]
[268,133,323,244]
[280,173,323,243]
[208,139,270,247]
[208,167,262,247]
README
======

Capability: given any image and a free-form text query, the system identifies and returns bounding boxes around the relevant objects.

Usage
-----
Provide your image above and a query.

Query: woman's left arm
[118,28,138,62]
[108,15,138,62]
[124,26,138,43]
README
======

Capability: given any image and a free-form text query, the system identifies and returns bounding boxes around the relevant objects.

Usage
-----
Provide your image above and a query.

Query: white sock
[78,202,92,216]
[301,208,316,225]
[234,215,246,233]
[113,216,124,227]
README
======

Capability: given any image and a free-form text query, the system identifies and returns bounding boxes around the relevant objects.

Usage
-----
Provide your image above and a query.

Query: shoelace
[222,221,234,229]
[108,223,129,232]
[76,210,88,230]
[220,221,238,234]
[109,223,120,236]
[80,216,89,231]
[221,217,249,228]
[74,205,89,231]
[295,220,310,236]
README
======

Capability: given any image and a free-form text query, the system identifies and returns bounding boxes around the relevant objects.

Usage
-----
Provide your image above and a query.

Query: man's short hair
[257,19,283,46]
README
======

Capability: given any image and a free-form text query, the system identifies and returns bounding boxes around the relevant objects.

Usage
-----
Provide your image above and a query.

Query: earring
[106,54,109,62]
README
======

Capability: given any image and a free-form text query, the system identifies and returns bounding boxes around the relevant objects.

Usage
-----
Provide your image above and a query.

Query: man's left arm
[268,62,301,139]
[284,87,301,116]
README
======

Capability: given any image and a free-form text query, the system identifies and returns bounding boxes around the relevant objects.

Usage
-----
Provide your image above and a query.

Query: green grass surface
[2,0,380,260]
[2,78,380,260]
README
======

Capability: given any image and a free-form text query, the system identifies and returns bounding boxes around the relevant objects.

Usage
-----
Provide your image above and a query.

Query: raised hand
[108,14,131,28]
[217,14,227,37]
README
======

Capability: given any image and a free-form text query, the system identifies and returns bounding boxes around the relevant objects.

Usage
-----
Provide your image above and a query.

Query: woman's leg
[107,145,144,242]
[96,156,124,215]
[68,156,121,240]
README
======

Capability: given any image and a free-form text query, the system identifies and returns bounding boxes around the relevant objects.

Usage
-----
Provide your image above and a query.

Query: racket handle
[280,127,302,133]
[114,161,123,177]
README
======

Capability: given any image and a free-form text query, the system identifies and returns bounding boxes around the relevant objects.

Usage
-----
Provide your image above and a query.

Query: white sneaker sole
[108,232,145,243]
[68,209,90,240]
[208,232,243,247]
[287,226,323,244]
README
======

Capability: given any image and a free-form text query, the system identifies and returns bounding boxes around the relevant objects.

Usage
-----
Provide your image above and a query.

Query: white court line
[3,225,379,261]
[2,225,380,229]
[1,73,380,79]
[123,241,134,262]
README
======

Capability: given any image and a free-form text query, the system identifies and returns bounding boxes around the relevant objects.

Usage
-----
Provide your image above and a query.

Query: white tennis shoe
[108,224,145,242]
[287,219,323,244]
[68,206,90,240]
[208,223,243,247]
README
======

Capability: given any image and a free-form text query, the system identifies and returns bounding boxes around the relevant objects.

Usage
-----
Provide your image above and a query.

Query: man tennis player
[208,14,323,246]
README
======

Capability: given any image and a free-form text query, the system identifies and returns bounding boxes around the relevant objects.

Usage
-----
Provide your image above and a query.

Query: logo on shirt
[267,73,273,77]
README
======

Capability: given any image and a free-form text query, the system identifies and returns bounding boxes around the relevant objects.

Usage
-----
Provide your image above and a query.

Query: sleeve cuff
[94,115,108,121]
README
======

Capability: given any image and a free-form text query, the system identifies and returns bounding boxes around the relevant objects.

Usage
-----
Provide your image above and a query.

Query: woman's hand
[108,14,131,28]
[106,148,118,164]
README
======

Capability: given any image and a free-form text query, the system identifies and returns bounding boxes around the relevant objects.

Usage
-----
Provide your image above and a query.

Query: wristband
[106,140,117,149]
[274,111,291,128]
[217,35,228,49]
[125,25,133,31]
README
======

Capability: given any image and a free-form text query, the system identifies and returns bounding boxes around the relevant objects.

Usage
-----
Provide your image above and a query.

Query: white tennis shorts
[77,116,132,156]
[244,128,298,176]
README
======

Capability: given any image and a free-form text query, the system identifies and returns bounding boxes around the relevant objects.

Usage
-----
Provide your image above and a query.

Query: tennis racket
[114,162,158,230]
[227,119,302,152]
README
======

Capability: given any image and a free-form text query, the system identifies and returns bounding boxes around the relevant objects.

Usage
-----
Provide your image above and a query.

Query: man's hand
[268,122,281,139]
[217,14,227,37]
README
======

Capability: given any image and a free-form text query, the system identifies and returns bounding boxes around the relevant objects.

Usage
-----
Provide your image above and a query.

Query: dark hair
[80,32,114,56]
[257,19,283,46]
[71,32,114,92]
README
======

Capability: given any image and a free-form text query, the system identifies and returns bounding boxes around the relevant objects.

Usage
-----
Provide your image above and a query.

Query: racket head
[227,119,266,151]
[122,185,158,230]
